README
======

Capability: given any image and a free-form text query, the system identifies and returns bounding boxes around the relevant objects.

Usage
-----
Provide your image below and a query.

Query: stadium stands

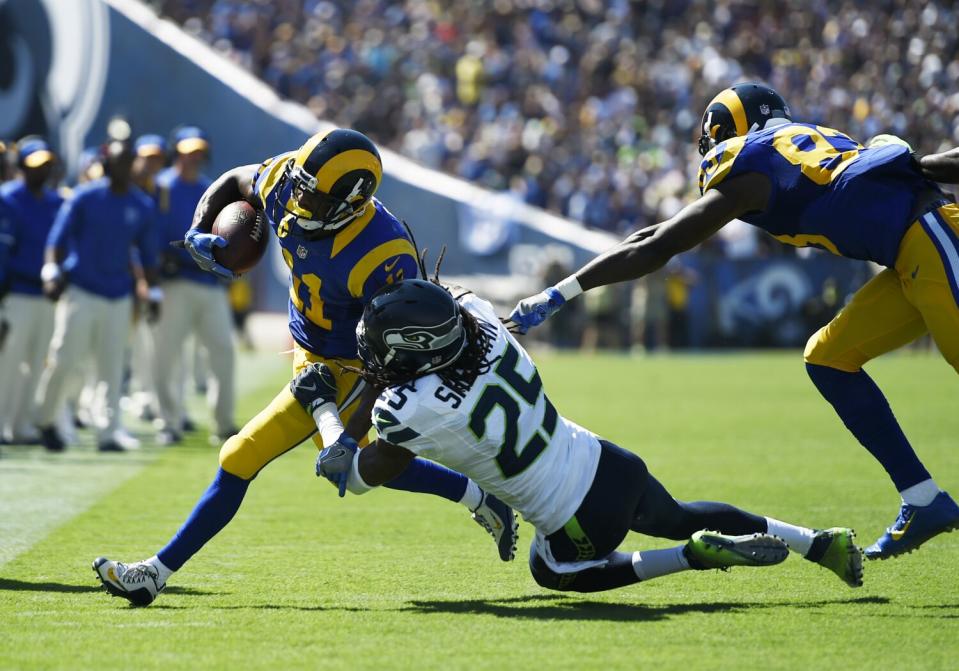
[152,0,959,234]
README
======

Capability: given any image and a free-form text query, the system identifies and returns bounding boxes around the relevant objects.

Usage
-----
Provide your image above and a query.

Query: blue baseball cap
[173,126,209,154]
[135,134,168,157]
[19,138,55,168]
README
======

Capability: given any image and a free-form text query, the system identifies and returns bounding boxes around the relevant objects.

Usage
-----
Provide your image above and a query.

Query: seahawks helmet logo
[383,316,462,351]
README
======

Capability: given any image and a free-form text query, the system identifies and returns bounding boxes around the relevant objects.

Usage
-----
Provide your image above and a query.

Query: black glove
[290,362,339,415]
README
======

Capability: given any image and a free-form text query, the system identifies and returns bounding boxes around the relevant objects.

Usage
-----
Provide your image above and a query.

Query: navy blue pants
[530,440,767,592]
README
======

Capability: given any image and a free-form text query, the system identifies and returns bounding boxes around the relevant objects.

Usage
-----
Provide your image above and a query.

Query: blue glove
[507,287,566,334]
[316,435,359,497]
[183,228,234,280]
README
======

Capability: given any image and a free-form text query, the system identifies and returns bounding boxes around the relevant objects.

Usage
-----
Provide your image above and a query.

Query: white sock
[900,479,941,506]
[764,518,815,555]
[459,480,483,510]
[631,546,690,581]
[146,556,174,584]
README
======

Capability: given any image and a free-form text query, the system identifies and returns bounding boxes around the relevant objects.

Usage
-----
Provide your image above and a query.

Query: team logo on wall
[0,0,110,170]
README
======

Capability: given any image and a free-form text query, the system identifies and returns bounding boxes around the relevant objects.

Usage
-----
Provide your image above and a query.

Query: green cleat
[804,527,863,588]
[684,530,789,570]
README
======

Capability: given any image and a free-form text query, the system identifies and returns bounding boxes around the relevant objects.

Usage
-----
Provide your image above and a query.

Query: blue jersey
[0,180,65,296]
[156,167,217,285]
[47,178,158,299]
[698,122,948,267]
[253,152,419,358]
[0,196,13,289]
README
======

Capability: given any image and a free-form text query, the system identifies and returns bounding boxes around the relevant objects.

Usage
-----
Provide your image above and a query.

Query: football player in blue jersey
[93,128,517,606]
[510,83,959,561]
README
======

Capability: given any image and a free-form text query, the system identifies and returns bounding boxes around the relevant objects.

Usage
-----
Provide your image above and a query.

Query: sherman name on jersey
[370,292,601,535]
[698,121,950,267]
[253,151,419,358]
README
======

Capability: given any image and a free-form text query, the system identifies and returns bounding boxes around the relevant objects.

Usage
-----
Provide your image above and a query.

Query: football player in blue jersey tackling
[510,83,959,561]
[93,128,517,606]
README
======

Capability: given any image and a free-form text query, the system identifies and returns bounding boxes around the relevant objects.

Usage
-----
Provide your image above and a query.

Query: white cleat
[93,557,164,606]
[471,492,519,562]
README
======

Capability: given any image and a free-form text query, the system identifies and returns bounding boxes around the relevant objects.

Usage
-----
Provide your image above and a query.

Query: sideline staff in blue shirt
[0,138,64,444]
[34,140,163,453]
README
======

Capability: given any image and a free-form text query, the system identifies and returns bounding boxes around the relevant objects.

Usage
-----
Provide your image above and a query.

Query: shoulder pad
[698,135,747,194]
[372,388,424,447]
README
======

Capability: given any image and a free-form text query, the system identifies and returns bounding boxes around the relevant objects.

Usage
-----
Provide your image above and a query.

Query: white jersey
[371,292,601,535]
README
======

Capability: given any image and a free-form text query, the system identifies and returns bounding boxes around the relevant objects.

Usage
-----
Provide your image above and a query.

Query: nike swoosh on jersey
[384,257,400,272]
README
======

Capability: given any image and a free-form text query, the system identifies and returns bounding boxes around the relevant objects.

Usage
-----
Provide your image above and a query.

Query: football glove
[290,362,339,415]
[316,435,359,497]
[183,228,234,280]
[507,287,566,334]
[865,134,914,153]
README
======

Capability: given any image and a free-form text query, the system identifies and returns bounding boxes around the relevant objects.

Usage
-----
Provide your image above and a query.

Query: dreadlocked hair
[434,303,495,397]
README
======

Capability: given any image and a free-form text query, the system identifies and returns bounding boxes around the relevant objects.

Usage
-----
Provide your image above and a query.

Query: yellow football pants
[805,202,959,374]
[218,345,368,480]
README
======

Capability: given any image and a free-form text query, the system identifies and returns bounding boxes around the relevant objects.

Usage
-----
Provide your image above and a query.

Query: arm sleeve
[136,204,160,269]
[47,196,79,252]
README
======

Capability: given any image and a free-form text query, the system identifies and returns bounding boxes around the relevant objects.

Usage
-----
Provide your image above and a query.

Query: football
[211,200,269,275]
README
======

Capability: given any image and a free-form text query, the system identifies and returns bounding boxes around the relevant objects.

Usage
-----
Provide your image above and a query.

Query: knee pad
[803,327,831,365]
[218,434,256,480]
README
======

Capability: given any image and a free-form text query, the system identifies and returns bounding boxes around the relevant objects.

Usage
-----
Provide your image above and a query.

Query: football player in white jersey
[292,279,865,592]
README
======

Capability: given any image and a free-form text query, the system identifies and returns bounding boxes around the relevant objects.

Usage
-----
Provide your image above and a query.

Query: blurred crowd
[152,0,959,236]
[0,128,250,452]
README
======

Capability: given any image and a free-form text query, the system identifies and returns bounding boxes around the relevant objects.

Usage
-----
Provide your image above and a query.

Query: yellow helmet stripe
[294,130,333,168]
[315,149,382,193]
[710,88,749,137]
[347,239,416,298]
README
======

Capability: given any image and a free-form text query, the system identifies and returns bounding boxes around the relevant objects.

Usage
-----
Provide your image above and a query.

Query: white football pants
[34,287,132,443]
[0,293,56,438]
[152,280,235,435]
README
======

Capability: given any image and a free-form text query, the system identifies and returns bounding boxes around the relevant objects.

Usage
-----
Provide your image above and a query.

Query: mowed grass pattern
[2,351,958,670]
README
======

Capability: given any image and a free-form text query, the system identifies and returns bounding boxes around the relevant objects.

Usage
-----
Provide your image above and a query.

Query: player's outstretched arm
[918,147,959,184]
[316,437,414,497]
[356,439,416,487]
[508,173,768,333]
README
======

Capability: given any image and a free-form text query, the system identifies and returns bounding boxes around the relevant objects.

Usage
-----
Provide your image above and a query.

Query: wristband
[147,286,164,303]
[40,262,62,283]
[312,401,345,447]
[555,275,583,301]
[347,448,374,495]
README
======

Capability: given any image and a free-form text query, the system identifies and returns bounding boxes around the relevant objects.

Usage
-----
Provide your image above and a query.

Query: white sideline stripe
[101,0,618,254]
[0,350,290,568]
[922,212,959,288]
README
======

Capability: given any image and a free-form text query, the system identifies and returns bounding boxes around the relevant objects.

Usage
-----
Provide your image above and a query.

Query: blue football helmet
[698,82,791,156]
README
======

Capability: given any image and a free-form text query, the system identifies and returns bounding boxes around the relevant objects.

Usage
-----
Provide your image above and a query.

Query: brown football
[212,201,268,275]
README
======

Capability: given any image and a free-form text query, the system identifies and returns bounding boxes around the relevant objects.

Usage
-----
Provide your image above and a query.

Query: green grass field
[2,350,958,670]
